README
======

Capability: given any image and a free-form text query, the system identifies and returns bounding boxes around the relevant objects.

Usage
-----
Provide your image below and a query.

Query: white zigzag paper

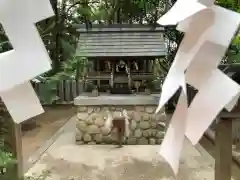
[156,0,240,175]
[0,0,54,123]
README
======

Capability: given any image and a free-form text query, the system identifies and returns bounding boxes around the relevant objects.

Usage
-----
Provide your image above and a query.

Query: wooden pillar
[146,60,149,73]
[237,141,240,150]
[110,61,114,88]
[96,60,100,88]
[6,119,24,179]
[143,59,146,73]
[127,60,131,89]
[215,118,232,180]
[148,60,153,72]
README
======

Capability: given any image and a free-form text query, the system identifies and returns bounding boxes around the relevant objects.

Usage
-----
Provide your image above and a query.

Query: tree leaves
[216,0,240,64]
[0,150,16,168]
[60,38,76,60]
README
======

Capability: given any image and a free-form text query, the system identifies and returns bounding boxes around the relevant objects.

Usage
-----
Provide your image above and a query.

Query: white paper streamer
[0,82,44,123]
[156,0,240,175]
[157,0,207,25]
[185,69,240,144]
[159,89,188,175]
[0,0,54,123]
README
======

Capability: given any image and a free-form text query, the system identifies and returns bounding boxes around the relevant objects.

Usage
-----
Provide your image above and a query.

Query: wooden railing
[32,80,83,104]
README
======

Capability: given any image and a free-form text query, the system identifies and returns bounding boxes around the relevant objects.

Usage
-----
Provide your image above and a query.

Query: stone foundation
[74,94,166,145]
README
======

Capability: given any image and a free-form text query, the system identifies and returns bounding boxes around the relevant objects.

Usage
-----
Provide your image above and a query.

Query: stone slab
[74,93,160,106]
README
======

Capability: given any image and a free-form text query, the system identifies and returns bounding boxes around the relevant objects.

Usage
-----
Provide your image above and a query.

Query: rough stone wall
[76,105,166,145]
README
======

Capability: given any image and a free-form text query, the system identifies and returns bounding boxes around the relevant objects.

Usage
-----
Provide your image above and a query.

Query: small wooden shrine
[75,24,166,95]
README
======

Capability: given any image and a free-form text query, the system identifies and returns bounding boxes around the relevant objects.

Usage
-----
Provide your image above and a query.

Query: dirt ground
[26,138,218,180]
[21,106,76,161]
[25,116,237,180]
[22,107,240,180]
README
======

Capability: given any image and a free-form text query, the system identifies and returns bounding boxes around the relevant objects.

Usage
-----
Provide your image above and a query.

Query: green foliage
[216,0,240,12]
[0,108,8,142]
[0,150,16,168]
[216,0,240,63]
[0,107,10,153]
[227,34,240,63]
[35,80,60,105]
[0,108,51,180]
[52,56,89,80]
[0,107,17,180]
[34,55,88,104]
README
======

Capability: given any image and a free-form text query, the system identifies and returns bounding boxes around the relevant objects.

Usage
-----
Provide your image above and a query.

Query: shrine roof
[75,24,166,57]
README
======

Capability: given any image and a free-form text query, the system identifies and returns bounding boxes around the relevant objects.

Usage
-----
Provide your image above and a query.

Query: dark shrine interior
[85,57,155,94]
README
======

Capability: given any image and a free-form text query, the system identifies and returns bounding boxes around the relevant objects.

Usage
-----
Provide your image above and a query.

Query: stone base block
[75,105,166,145]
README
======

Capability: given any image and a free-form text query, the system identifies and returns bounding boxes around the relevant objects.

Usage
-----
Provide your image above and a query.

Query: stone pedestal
[74,94,166,145]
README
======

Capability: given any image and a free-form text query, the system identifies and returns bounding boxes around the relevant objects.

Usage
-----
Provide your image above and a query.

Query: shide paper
[156,0,240,175]
[0,0,54,123]
[159,89,188,175]
[1,82,45,123]
[185,69,240,144]
[155,3,218,115]
[157,0,207,25]
[157,0,216,26]
[225,93,240,112]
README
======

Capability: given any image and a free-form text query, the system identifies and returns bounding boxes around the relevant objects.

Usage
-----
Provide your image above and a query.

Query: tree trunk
[59,0,67,63]
[117,8,121,23]
[109,0,120,23]
[50,0,60,73]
